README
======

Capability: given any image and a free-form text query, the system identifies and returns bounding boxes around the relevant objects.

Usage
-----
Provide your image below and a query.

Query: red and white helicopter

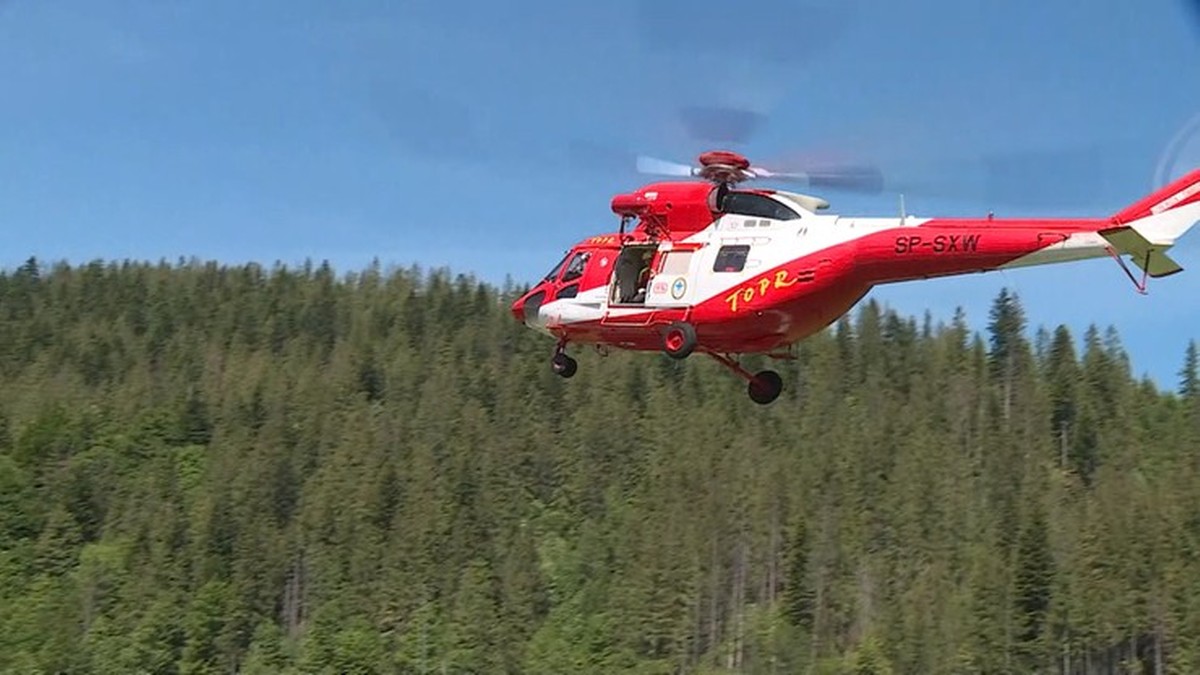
[511,150,1200,404]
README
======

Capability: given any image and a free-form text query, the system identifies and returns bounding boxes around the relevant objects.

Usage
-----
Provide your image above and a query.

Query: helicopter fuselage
[511,167,1200,403]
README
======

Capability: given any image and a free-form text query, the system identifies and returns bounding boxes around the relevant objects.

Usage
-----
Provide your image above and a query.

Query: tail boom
[1112,168,1200,227]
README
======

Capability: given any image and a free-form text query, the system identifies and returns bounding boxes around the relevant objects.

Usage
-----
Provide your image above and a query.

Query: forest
[0,256,1198,674]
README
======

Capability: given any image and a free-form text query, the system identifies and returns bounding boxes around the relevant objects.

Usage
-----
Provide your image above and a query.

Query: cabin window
[723,192,799,221]
[660,251,693,276]
[713,245,751,272]
[557,283,579,299]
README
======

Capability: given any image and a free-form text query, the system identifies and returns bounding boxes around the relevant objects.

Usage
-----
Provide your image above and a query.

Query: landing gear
[552,353,577,378]
[551,340,577,378]
[747,370,783,405]
[661,321,698,359]
[708,353,784,405]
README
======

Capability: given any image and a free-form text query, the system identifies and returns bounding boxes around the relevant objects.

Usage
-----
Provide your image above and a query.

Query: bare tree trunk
[1129,630,1136,673]
[1003,358,1013,427]
[811,507,831,663]
[727,537,747,671]
[709,535,720,666]
[811,566,824,662]
[1155,626,1164,675]
[736,539,748,669]
[768,505,780,603]
[1003,588,1011,673]
[282,554,304,639]
[1154,591,1166,675]
[1059,424,1068,469]
[691,578,703,670]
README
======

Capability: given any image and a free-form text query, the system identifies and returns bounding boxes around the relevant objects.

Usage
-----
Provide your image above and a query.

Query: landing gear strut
[551,340,577,378]
[708,353,783,405]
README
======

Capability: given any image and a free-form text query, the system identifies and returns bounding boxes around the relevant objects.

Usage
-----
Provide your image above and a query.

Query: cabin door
[644,244,700,308]
[606,244,658,306]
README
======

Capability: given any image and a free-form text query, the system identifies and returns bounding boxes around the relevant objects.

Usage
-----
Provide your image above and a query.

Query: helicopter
[511,150,1200,404]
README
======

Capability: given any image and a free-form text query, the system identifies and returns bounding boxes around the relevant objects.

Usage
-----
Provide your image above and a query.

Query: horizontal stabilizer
[1099,226,1183,278]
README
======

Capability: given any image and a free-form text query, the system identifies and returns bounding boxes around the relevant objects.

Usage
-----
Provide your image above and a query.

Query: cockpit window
[561,252,589,282]
[543,252,570,281]
[723,192,800,220]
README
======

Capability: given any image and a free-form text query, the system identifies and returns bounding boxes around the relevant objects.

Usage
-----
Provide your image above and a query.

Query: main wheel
[551,353,577,378]
[662,321,698,359]
[747,370,783,405]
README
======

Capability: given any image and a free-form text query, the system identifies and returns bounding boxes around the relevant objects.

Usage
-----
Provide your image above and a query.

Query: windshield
[543,252,570,281]
[562,252,589,282]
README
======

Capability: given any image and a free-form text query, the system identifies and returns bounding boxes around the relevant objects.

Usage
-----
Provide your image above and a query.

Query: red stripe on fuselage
[853,217,1103,284]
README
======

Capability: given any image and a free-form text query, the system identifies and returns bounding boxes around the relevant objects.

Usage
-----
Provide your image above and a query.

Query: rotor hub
[696,150,752,185]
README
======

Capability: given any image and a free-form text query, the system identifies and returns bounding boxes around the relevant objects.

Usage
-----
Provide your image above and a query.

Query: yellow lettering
[758,278,771,295]
[774,270,797,288]
[742,288,754,303]
[725,291,740,312]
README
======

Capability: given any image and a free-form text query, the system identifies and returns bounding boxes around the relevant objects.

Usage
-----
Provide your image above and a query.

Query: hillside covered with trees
[1,257,1198,674]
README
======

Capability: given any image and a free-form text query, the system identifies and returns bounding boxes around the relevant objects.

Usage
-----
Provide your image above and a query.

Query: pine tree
[986,288,1028,424]
[1045,326,1080,469]
[1180,340,1198,399]
[1013,507,1054,667]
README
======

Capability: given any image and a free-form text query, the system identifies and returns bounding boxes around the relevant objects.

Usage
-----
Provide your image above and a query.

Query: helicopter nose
[511,289,546,326]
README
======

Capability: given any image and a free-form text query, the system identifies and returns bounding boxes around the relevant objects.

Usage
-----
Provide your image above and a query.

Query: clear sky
[2,0,1199,387]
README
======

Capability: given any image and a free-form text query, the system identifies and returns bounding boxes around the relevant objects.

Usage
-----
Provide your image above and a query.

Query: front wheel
[747,370,783,405]
[662,321,698,359]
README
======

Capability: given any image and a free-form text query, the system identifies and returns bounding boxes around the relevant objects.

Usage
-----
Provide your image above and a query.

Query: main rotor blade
[752,165,886,194]
[632,151,889,195]
[636,155,697,178]
[864,143,1133,211]
[1156,111,1200,188]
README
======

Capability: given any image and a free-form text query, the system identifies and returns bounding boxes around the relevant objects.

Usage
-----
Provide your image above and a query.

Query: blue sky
[2,0,1199,386]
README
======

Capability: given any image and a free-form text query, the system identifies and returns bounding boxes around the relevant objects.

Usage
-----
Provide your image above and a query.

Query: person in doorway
[615,250,640,303]
[615,248,654,303]
[632,249,654,302]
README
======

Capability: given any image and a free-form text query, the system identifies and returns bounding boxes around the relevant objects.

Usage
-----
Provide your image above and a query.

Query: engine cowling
[610,192,650,218]
[609,182,720,238]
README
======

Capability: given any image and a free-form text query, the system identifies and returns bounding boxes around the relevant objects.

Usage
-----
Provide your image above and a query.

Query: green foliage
[1181,340,1199,399]
[180,580,237,674]
[840,635,895,675]
[0,262,1194,673]
[240,621,292,674]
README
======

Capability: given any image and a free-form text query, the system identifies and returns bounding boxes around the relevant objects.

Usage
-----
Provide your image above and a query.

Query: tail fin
[1100,169,1200,279]
[1111,168,1200,244]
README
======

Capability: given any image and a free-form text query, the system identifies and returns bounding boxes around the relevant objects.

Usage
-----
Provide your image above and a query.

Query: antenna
[899,193,907,225]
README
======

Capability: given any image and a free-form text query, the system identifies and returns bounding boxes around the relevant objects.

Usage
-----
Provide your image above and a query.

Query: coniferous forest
[2,256,1199,674]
